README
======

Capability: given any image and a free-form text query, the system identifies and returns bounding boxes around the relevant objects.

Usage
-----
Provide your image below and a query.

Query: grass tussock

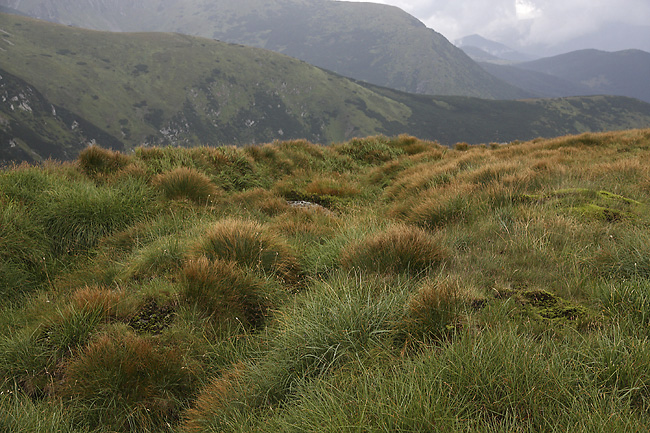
[394,277,465,350]
[153,166,221,204]
[61,330,197,432]
[3,131,650,432]
[69,286,129,319]
[340,223,448,275]
[182,257,276,327]
[190,218,300,282]
[77,145,130,177]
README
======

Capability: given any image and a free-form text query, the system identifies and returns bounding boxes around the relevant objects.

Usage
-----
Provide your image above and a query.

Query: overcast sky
[346,0,650,51]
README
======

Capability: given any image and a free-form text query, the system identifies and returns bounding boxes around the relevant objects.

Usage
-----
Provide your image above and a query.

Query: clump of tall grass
[43,306,105,358]
[0,328,55,399]
[0,163,56,204]
[69,286,129,319]
[244,143,297,176]
[591,227,650,279]
[182,363,252,433]
[394,277,464,350]
[388,134,443,155]
[100,208,212,257]
[340,223,448,275]
[262,328,650,432]
[0,200,50,299]
[0,389,82,433]
[229,188,290,217]
[333,135,405,165]
[61,328,197,432]
[304,174,360,198]
[121,234,189,281]
[382,157,460,202]
[77,145,130,177]
[402,183,478,228]
[190,218,300,282]
[271,206,339,240]
[594,278,650,336]
[153,167,221,204]
[182,257,277,327]
[40,178,154,254]
[183,271,414,428]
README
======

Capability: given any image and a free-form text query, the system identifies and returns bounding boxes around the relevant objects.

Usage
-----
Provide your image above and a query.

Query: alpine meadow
[2,130,650,432]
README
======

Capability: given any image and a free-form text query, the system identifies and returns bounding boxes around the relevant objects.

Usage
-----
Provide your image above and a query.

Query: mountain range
[2,12,650,163]
[458,35,650,104]
[2,0,529,100]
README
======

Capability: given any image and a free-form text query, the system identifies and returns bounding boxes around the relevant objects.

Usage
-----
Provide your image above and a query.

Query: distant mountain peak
[456,34,534,63]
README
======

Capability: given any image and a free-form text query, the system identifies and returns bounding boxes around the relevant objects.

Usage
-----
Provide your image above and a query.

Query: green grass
[2,129,650,432]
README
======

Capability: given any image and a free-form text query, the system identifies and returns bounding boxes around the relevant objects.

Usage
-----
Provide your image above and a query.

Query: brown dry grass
[183,257,271,327]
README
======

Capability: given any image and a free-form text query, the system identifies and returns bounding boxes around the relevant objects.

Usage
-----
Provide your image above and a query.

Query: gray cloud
[346,0,650,51]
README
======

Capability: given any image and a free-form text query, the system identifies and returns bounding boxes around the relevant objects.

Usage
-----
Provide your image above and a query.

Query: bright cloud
[344,0,650,51]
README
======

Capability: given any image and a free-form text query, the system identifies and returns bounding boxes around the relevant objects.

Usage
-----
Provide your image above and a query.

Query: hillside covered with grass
[2,129,650,432]
[3,0,527,99]
[4,12,650,164]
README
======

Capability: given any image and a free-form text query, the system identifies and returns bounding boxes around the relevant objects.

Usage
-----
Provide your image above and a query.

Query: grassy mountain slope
[4,0,528,99]
[2,13,650,163]
[2,129,650,431]
[514,49,650,103]
[0,13,414,152]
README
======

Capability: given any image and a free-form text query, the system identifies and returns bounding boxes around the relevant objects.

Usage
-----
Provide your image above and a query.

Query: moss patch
[128,300,176,335]
[519,289,588,323]
[520,188,644,223]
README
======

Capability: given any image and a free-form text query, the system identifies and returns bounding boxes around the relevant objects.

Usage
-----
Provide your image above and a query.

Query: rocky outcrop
[0,68,123,164]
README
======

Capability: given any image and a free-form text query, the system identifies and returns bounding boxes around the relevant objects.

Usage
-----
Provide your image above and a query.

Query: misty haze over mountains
[456,34,650,103]
[347,0,650,58]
